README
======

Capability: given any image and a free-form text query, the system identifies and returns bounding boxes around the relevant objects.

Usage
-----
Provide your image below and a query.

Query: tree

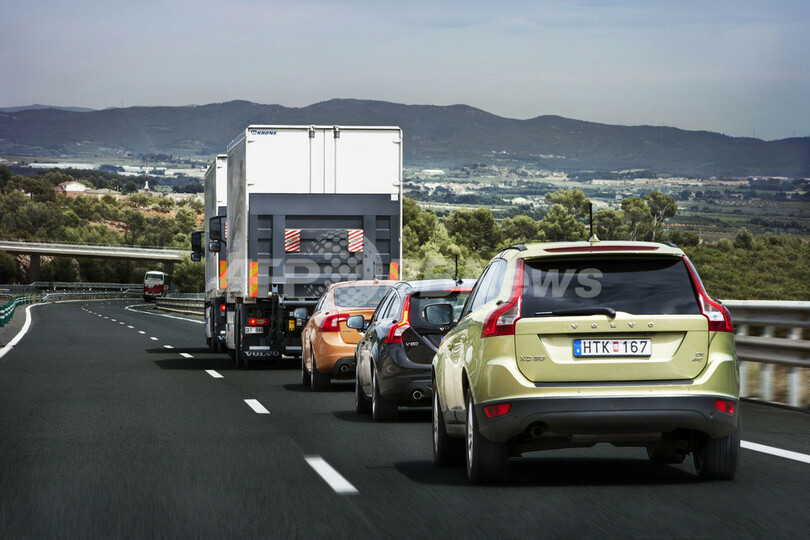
[733,228,755,250]
[545,188,590,218]
[443,207,503,258]
[501,215,541,245]
[645,191,677,241]
[0,251,17,283]
[123,181,138,194]
[171,256,205,292]
[593,209,626,240]
[621,197,652,240]
[539,204,586,241]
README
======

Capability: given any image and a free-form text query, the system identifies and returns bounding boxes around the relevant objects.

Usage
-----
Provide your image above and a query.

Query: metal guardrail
[43,291,142,303]
[155,295,205,315]
[2,282,142,293]
[0,294,40,327]
[723,300,810,409]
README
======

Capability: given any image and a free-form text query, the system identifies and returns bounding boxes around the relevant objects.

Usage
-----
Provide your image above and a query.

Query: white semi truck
[199,125,403,367]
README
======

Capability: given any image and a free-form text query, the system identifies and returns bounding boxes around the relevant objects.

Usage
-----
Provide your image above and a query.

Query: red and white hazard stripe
[285,229,301,252]
[347,229,364,252]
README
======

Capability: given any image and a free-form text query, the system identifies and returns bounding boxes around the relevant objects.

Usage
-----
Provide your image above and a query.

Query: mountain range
[1,99,808,177]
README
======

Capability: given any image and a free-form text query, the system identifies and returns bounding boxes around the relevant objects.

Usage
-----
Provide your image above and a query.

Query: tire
[647,442,687,464]
[433,389,463,466]
[355,370,371,414]
[371,368,397,422]
[693,417,740,480]
[310,349,331,392]
[465,390,508,484]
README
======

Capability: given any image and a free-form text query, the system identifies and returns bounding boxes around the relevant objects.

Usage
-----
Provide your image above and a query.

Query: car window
[370,291,395,325]
[521,256,701,316]
[387,292,403,320]
[334,285,392,308]
[463,259,506,316]
[410,290,473,330]
[314,294,327,313]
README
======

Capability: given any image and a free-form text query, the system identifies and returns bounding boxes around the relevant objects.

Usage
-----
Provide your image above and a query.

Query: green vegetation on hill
[0,166,203,290]
[403,195,809,301]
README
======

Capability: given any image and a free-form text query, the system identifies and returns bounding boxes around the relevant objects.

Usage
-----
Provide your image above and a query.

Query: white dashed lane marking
[206,370,224,379]
[244,399,270,414]
[150,337,158,341]
[164,345,174,349]
[138,331,145,335]
[305,456,359,495]
[180,353,193,359]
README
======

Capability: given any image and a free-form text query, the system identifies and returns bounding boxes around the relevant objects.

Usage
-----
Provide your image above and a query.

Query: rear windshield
[410,290,472,330]
[521,257,700,316]
[145,272,164,281]
[334,285,392,308]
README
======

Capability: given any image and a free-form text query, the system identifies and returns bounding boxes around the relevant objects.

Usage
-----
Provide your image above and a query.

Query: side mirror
[346,314,365,331]
[209,216,224,242]
[190,252,201,262]
[190,230,204,254]
[424,303,455,325]
[293,307,308,320]
[208,241,221,253]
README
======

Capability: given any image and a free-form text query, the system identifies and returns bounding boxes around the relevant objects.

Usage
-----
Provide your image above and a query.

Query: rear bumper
[472,395,739,443]
[379,357,432,406]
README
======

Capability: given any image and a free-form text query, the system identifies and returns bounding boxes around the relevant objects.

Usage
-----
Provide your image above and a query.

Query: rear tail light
[247,317,269,326]
[321,313,349,332]
[683,256,733,333]
[482,259,525,338]
[484,402,512,418]
[219,304,226,312]
[385,296,412,344]
[715,399,736,414]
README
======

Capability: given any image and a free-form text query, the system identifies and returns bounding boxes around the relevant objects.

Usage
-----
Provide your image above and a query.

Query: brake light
[683,256,734,333]
[545,245,660,253]
[484,402,512,418]
[385,296,411,344]
[321,313,349,332]
[219,304,226,312]
[715,399,735,414]
[247,317,269,326]
[482,259,525,338]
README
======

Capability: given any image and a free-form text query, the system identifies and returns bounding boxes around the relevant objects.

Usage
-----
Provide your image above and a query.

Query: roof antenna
[588,202,599,243]
[454,254,463,285]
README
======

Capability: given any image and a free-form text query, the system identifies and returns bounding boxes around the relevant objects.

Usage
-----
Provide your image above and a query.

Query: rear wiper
[533,307,617,319]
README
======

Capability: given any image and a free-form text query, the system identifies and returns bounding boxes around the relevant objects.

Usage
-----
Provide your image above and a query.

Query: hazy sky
[1,0,808,140]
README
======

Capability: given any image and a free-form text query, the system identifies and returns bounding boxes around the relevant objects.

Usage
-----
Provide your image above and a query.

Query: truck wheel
[310,349,330,392]
[371,369,397,422]
[355,371,371,414]
[301,353,311,387]
[694,417,740,480]
[465,390,508,484]
[433,390,463,466]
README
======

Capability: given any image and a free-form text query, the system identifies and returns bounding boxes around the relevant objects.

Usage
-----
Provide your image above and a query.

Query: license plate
[573,339,652,357]
[244,327,263,334]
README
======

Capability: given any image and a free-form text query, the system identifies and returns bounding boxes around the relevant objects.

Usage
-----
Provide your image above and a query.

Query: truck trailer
[207,125,403,367]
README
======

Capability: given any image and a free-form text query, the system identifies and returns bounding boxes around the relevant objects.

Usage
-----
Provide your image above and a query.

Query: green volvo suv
[431,241,739,484]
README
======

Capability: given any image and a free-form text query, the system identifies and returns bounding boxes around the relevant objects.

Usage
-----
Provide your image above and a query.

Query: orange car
[301,280,396,391]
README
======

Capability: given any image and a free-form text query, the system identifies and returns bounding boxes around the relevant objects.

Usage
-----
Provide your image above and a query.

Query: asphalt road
[1,300,809,539]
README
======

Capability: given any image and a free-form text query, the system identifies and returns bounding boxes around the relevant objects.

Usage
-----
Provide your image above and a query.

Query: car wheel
[693,416,740,480]
[355,369,371,414]
[301,351,311,387]
[647,442,687,464]
[310,349,330,392]
[433,389,463,466]
[371,368,397,422]
[465,390,508,484]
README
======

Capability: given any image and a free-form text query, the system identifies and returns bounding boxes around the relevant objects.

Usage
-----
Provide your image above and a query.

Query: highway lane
[2,299,809,538]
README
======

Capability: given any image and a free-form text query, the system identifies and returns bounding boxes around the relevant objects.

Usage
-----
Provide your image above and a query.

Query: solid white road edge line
[125,304,204,325]
[304,456,359,495]
[742,440,810,465]
[0,304,36,360]
[206,370,223,379]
